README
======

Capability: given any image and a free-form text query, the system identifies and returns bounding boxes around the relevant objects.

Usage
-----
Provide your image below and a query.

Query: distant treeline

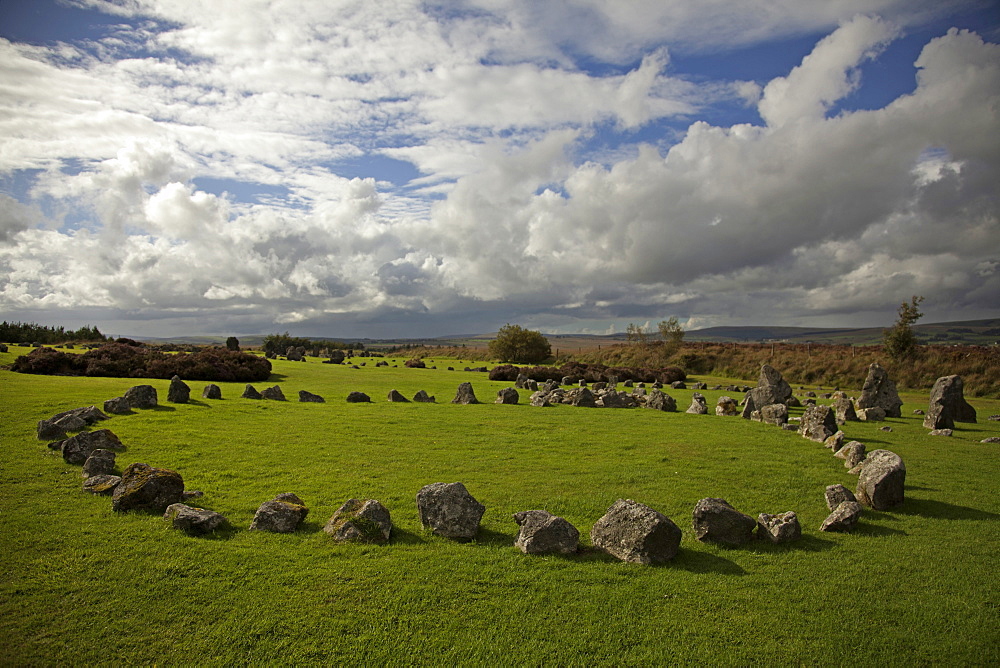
[261,332,365,357]
[0,321,106,344]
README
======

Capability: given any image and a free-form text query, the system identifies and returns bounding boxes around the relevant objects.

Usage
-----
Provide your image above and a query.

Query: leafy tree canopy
[488,324,552,364]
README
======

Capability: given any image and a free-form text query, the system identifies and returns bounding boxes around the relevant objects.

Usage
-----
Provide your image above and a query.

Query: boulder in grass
[798,405,838,442]
[260,385,286,401]
[124,385,158,409]
[923,375,977,429]
[164,503,228,536]
[387,389,410,403]
[824,431,846,452]
[835,441,866,469]
[644,390,677,412]
[82,449,117,477]
[495,388,519,405]
[686,394,708,414]
[857,407,886,422]
[62,429,126,465]
[980,437,1000,444]
[451,382,480,405]
[529,391,552,408]
[249,493,309,533]
[590,499,682,564]
[346,391,372,403]
[416,482,485,540]
[298,390,325,403]
[757,403,789,427]
[855,449,906,510]
[412,390,435,403]
[202,384,222,400]
[833,394,859,423]
[37,420,68,441]
[715,396,739,416]
[167,376,190,403]
[692,498,757,546]
[857,363,903,418]
[242,384,263,399]
[50,405,109,427]
[825,484,857,510]
[103,396,133,415]
[513,510,580,555]
[323,498,392,544]
[83,474,121,495]
[819,501,862,532]
[112,463,185,513]
[572,388,597,408]
[756,511,801,543]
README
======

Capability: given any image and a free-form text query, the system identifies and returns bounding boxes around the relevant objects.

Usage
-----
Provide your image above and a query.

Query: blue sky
[1,0,998,338]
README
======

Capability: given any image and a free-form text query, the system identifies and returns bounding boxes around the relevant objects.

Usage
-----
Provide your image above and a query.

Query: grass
[1,345,999,665]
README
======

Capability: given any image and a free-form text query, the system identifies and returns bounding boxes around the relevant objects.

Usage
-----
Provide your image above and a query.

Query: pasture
[1,346,998,665]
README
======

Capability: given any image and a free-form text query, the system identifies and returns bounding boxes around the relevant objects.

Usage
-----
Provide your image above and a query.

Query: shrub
[404,359,426,368]
[488,324,552,364]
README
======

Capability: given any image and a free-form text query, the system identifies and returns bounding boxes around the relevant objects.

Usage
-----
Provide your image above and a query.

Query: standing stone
[451,382,480,405]
[835,441,867,469]
[323,498,392,544]
[824,431,846,452]
[855,450,906,510]
[249,493,309,533]
[833,394,859,423]
[495,388,519,405]
[112,463,185,513]
[346,391,372,403]
[514,373,530,389]
[819,501,862,532]
[412,390,435,403]
[202,384,222,400]
[242,384,263,399]
[298,390,325,403]
[798,405,838,442]
[387,389,410,403]
[82,449,117,477]
[686,393,708,414]
[513,510,579,555]
[416,482,485,540]
[103,396,133,415]
[923,375,977,429]
[124,385,158,409]
[692,498,757,546]
[825,484,857,510]
[715,396,739,416]
[590,499,682,564]
[644,390,677,412]
[167,376,190,403]
[572,388,597,408]
[164,503,228,535]
[756,511,801,543]
[857,363,903,418]
[61,429,127,465]
[260,385,286,401]
[743,365,793,418]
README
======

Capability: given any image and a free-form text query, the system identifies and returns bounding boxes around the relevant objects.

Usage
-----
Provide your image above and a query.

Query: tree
[488,324,552,364]
[626,323,648,345]
[225,336,240,351]
[657,317,685,353]
[883,295,925,360]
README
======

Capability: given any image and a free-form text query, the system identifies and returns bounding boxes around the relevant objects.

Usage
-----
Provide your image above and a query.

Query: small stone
[323,498,392,544]
[591,499,682,564]
[202,384,222,400]
[513,510,579,555]
[164,503,228,535]
[416,482,485,540]
[715,396,739,416]
[82,449,117,477]
[798,405,838,442]
[412,390,436,403]
[756,511,801,543]
[346,391,372,403]
[261,385,286,401]
[242,384,263,399]
[298,390,325,403]
[980,437,1000,443]
[451,382,480,405]
[83,474,121,495]
[249,494,309,533]
[167,376,190,403]
[928,428,953,436]
[495,387,519,405]
[857,407,886,422]
[879,426,893,432]
[692,498,756,546]
[825,484,857,510]
[824,431,846,452]
[112,463,185,513]
[387,389,410,403]
[62,429,127,465]
[819,501,862,532]
[124,385,158,409]
[103,396,133,415]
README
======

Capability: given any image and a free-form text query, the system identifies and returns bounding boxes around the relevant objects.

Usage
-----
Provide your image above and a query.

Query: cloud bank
[0,1,997,337]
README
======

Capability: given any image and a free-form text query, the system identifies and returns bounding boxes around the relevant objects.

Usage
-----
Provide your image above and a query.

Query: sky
[1,0,998,339]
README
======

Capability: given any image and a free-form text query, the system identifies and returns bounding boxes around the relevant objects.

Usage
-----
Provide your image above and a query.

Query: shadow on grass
[146,405,176,412]
[672,548,747,575]
[389,527,429,546]
[267,373,289,382]
[852,520,907,537]
[893,497,1000,521]
[183,399,212,408]
[745,534,837,554]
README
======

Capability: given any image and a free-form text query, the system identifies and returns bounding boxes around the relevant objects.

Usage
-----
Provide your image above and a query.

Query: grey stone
[857,407,886,422]
[756,511,801,543]
[758,403,789,426]
[824,431,846,452]
[835,441,867,469]
[83,474,121,495]
[241,384,263,399]
[590,499,682,564]
[167,376,190,403]
[249,494,308,532]
[260,385,286,401]
[644,390,677,412]
[103,396,133,415]
[686,393,708,414]
[980,437,1000,443]
[924,375,977,429]
[715,396,739,416]
[37,419,68,441]
[798,405,838,442]
[412,390,435,403]
[855,449,906,510]
[819,501,862,532]
[571,388,596,408]
[692,498,756,546]
[857,363,902,418]
[451,382,480,405]
[386,389,410,403]
[416,482,485,540]
[833,394,859,423]
[124,385,158,409]
[62,429,127,465]
[202,384,222,400]
[82,449,117,477]
[112,463,185,513]
[825,484,856,510]
[928,428,953,437]
[513,510,579,555]
[495,387,519,405]
[164,503,228,535]
[298,390,325,403]
[346,391,371,403]
[323,498,392,544]
[529,391,552,407]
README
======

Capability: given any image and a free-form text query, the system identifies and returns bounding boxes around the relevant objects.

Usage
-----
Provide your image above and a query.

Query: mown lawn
[1,346,998,665]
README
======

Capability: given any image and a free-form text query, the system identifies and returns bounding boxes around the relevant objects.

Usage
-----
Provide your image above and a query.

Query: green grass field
[1,346,999,665]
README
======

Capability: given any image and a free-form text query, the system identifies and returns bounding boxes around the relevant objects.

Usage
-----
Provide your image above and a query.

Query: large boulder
[644,390,677,412]
[692,498,757,546]
[83,474,121,495]
[164,503,228,536]
[249,493,309,533]
[715,396,739,416]
[756,403,789,427]
[61,429,126,465]
[756,511,801,543]
[495,388,519,405]
[346,391,372,403]
[923,375,977,429]
[412,390,435,403]
[571,388,597,408]
[590,499,682,564]
[855,449,906,510]
[260,385,286,401]
[833,393,859,423]
[415,482,485,540]
[241,384,263,399]
[686,393,708,414]
[529,391,552,407]
[103,396,133,415]
[82,449,117,478]
[798,405,838,442]
[387,389,410,403]
[451,382,480,405]
[112,463,185,513]
[298,390,325,403]
[124,385,158,409]
[167,375,190,403]
[202,384,222,400]
[37,419,69,441]
[857,363,903,418]
[742,364,793,418]
[513,510,579,555]
[323,498,392,544]
[819,501,862,532]
[825,484,857,510]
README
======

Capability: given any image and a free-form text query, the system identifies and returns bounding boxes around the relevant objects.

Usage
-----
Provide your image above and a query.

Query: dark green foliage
[487,324,552,364]
[883,295,925,360]
[0,321,105,344]
[261,332,361,356]
[11,343,271,382]
[488,361,685,384]
[225,336,240,351]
